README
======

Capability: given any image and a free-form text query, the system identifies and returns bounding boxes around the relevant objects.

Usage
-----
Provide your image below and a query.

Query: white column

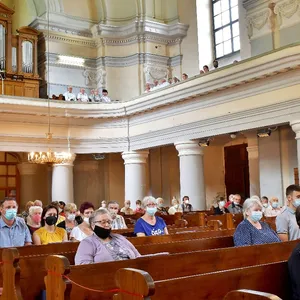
[247,146,260,197]
[122,150,149,209]
[175,141,206,210]
[291,121,300,172]
[52,156,76,204]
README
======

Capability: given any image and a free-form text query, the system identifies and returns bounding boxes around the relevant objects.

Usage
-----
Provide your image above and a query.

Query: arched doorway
[0,152,20,204]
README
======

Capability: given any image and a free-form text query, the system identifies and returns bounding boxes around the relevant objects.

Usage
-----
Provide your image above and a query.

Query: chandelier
[28,2,74,165]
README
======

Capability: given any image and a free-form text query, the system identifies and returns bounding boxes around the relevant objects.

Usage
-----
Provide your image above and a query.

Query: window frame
[212,0,240,59]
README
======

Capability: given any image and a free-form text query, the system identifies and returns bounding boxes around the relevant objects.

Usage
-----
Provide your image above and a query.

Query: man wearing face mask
[227,194,243,214]
[214,197,228,215]
[120,200,134,215]
[0,198,32,248]
[276,185,300,241]
[107,201,127,230]
[75,208,140,264]
[181,196,193,212]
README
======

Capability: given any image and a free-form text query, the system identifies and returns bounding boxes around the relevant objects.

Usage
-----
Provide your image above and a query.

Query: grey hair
[107,201,119,207]
[142,196,156,207]
[89,208,110,226]
[243,197,263,219]
[156,197,164,204]
[29,206,43,216]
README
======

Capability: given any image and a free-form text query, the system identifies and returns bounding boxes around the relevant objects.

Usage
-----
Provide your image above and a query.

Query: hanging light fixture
[28,0,74,165]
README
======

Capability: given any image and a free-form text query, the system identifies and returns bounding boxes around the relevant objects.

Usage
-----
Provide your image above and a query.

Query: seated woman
[57,203,82,235]
[26,206,42,235]
[214,197,228,215]
[75,208,140,265]
[168,197,183,215]
[134,199,145,214]
[288,206,300,300]
[233,197,281,246]
[33,204,68,245]
[20,201,34,220]
[264,197,282,217]
[134,196,169,236]
[70,202,95,242]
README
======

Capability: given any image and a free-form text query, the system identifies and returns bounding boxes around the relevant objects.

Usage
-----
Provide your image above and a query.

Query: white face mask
[185,200,189,204]
[84,217,90,224]
[174,204,179,209]
[219,201,225,208]
[67,214,76,221]
[263,203,268,208]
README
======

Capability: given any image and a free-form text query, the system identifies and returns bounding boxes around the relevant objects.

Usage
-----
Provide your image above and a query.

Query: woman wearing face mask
[168,197,183,215]
[214,197,228,215]
[70,202,95,242]
[264,197,282,217]
[26,206,43,235]
[134,200,145,214]
[233,197,281,246]
[33,204,68,245]
[75,208,140,265]
[57,203,82,235]
[134,196,169,236]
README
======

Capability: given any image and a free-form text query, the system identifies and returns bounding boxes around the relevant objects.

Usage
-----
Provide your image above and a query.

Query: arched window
[22,40,33,73]
[0,152,20,204]
[212,0,240,59]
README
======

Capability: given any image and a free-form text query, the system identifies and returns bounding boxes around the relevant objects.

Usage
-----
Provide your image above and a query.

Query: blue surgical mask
[272,202,278,209]
[146,207,157,216]
[250,211,263,222]
[5,208,17,220]
[293,199,300,208]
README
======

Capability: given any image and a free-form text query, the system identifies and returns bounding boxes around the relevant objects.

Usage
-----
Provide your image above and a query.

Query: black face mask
[45,216,57,226]
[93,225,111,239]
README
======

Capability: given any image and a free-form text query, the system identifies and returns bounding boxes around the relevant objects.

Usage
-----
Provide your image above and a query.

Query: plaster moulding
[247,8,272,38]
[274,0,300,27]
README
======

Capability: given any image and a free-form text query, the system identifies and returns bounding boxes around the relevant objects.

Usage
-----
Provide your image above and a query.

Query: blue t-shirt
[134,217,166,236]
[233,219,281,246]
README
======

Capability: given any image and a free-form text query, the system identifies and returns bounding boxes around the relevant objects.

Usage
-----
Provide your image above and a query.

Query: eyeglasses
[146,203,156,207]
[94,220,112,226]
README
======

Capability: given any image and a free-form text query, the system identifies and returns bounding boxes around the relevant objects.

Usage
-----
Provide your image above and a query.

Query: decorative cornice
[122,151,149,164]
[274,0,300,27]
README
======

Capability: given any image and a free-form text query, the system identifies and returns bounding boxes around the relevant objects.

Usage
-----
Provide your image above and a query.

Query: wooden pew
[224,289,282,300]
[114,261,291,299]
[40,240,298,300]
[0,235,234,300]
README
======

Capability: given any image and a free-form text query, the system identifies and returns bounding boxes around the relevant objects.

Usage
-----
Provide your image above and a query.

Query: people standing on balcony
[173,76,180,83]
[64,86,76,101]
[77,88,89,102]
[121,200,134,215]
[88,89,95,102]
[203,65,209,73]
[159,78,169,88]
[144,83,151,93]
[182,73,188,80]
[101,89,111,103]
[168,78,173,84]
[213,60,219,69]
[151,79,159,91]
[181,196,193,212]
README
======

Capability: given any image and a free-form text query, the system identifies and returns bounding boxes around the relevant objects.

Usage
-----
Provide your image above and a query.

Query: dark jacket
[181,203,193,212]
[288,243,300,300]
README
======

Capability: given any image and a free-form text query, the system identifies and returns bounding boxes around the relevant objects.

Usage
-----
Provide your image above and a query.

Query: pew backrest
[224,289,282,300]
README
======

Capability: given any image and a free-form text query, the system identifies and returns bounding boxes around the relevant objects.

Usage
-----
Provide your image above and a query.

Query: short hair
[261,196,268,201]
[58,201,66,207]
[89,208,110,226]
[296,206,300,228]
[136,200,142,205]
[34,200,43,207]
[107,201,119,207]
[64,203,77,213]
[270,197,278,203]
[172,198,179,205]
[182,196,189,201]
[242,197,262,219]
[156,197,164,204]
[203,65,209,69]
[79,202,95,214]
[102,89,108,93]
[251,195,260,202]
[0,198,17,207]
[183,73,188,77]
[142,196,156,207]
[51,201,59,208]
[29,206,43,216]
[41,204,58,227]
[286,185,300,197]
[25,201,34,211]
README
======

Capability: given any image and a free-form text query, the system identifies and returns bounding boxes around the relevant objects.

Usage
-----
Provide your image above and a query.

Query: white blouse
[70,226,88,242]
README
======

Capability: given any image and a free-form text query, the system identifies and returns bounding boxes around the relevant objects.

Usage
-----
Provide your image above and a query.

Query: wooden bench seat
[39,240,297,300]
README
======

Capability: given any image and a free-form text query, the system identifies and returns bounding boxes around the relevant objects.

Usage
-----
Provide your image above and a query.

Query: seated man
[120,200,134,215]
[181,195,193,212]
[63,86,76,101]
[227,194,243,214]
[107,201,127,230]
[101,89,111,103]
[276,184,300,241]
[77,88,89,102]
[0,198,32,248]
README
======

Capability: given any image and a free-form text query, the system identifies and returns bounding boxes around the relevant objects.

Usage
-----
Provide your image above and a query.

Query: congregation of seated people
[1,184,300,297]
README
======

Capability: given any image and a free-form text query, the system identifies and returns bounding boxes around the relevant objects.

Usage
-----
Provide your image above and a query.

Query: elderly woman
[134,200,145,214]
[33,204,67,245]
[26,206,42,235]
[20,201,34,220]
[288,206,300,300]
[233,197,281,246]
[264,197,282,217]
[107,201,127,230]
[70,202,95,242]
[57,203,82,234]
[134,196,169,236]
[75,208,140,264]
[168,197,183,215]
[214,197,227,215]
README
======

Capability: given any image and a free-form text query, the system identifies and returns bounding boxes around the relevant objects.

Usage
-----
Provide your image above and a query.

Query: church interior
[1,0,300,299]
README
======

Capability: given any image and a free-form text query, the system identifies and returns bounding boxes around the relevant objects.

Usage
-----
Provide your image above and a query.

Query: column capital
[53,154,76,167]
[247,146,259,159]
[290,120,300,139]
[17,162,39,175]
[122,150,149,165]
[175,141,204,156]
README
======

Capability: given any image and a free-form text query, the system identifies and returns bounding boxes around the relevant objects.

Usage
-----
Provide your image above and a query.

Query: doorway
[224,144,250,200]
